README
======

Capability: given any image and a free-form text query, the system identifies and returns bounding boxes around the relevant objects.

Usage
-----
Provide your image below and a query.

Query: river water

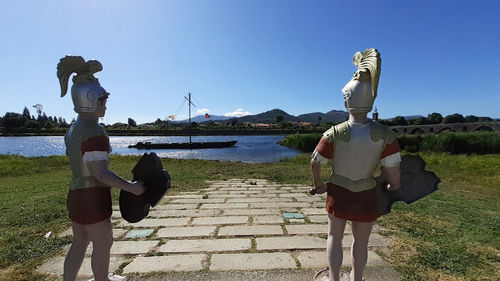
[0,135,301,163]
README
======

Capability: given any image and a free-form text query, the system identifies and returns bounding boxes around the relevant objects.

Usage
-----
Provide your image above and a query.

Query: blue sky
[1,0,498,124]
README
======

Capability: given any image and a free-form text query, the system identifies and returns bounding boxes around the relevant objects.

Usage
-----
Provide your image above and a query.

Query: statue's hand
[131,181,146,195]
[309,182,327,195]
[386,182,401,192]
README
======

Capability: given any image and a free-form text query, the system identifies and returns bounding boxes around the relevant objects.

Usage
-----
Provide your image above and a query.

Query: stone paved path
[39,179,399,281]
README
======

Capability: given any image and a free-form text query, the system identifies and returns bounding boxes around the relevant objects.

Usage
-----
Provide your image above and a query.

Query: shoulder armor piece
[323,121,350,143]
[370,120,396,144]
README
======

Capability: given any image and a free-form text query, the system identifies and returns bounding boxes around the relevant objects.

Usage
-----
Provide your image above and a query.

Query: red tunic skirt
[326,183,379,222]
[67,186,112,225]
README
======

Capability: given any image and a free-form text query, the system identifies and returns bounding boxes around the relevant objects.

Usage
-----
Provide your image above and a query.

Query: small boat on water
[128,140,237,149]
[128,93,238,150]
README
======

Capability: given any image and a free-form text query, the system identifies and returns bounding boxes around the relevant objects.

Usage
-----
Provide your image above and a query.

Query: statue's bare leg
[350,220,374,281]
[63,222,90,281]
[327,214,346,281]
[86,218,114,281]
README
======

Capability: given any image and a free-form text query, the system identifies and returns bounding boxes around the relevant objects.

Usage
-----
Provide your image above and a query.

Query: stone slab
[283,212,305,219]
[169,198,226,204]
[125,229,154,239]
[200,203,248,209]
[295,196,325,202]
[58,227,73,237]
[113,229,129,239]
[37,256,125,277]
[112,210,121,218]
[218,225,283,236]
[279,193,308,197]
[154,204,199,210]
[256,236,326,250]
[123,254,205,273]
[312,202,325,208]
[210,253,297,271]
[298,250,387,268]
[148,209,220,218]
[208,194,248,198]
[222,209,281,216]
[110,240,158,255]
[157,226,216,238]
[308,215,328,223]
[301,208,326,215]
[253,215,284,224]
[289,219,305,223]
[192,216,249,225]
[286,224,327,234]
[160,238,251,253]
[164,195,203,199]
[119,218,189,228]
[249,193,277,198]
[343,233,387,248]
[226,197,272,203]
[250,202,311,208]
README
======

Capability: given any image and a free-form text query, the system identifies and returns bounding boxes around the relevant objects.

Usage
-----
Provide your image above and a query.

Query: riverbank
[0,153,498,280]
[280,131,500,154]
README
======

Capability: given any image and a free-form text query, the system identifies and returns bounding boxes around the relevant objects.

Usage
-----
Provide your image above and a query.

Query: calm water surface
[0,136,300,163]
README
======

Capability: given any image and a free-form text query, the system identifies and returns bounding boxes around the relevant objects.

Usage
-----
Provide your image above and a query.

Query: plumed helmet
[57,56,109,113]
[342,49,381,113]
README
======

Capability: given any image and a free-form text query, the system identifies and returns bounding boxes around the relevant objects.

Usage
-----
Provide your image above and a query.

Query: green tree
[377,119,391,126]
[26,120,41,130]
[43,121,55,129]
[22,107,31,119]
[478,117,493,122]
[276,115,284,123]
[465,115,479,123]
[3,112,27,131]
[443,113,465,124]
[392,116,407,126]
[427,113,443,124]
[413,117,427,125]
[128,118,137,127]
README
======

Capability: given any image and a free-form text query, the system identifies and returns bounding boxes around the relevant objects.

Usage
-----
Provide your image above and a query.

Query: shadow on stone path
[39,179,400,281]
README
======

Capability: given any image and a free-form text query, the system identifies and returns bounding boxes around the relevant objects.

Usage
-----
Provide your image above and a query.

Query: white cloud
[224,108,252,117]
[196,108,210,114]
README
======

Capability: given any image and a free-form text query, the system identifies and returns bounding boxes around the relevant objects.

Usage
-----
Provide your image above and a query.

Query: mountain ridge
[176,108,349,124]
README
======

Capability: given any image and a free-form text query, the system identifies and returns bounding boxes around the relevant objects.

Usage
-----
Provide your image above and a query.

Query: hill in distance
[177,108,349,124]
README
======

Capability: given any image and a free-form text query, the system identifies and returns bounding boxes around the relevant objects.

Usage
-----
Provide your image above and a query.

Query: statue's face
[96,97,107,117]
[342,78,373,113]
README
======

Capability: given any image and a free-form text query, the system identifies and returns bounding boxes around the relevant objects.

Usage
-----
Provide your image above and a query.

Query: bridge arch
[410,128,425,135]
[473,126,494,132]
[437,127,455,134]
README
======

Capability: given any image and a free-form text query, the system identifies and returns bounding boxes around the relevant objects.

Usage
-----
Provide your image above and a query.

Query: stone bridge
[390,122,500,134]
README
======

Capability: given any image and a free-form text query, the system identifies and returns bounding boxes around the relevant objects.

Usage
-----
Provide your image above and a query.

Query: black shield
[119,153,171,223]
[376,154,440,215]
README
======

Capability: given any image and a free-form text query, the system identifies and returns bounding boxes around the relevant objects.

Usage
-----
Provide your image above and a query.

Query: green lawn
[0,153,498,280]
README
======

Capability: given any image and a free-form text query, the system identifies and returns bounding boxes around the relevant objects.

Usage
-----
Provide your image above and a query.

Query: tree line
[1,108,496,135]
[0,107,70,132]
[377,113,494,126]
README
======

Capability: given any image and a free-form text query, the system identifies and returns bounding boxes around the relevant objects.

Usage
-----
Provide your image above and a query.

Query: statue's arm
[87,160,145,195]
[382,165,401,191]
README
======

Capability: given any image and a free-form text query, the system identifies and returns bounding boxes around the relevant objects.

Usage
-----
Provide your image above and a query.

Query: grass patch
[280,132,500,154]
[377,153,500,280]
[0,153,498,280]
